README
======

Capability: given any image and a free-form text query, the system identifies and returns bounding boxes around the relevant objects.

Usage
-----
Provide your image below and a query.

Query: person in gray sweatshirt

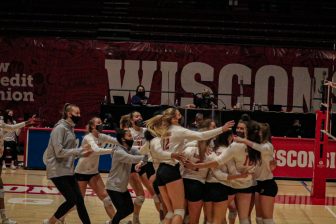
[106,128,147,224]
[43,103,92,224]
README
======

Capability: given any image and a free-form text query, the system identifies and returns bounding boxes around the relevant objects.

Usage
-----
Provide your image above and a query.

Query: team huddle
[42,103,278,224]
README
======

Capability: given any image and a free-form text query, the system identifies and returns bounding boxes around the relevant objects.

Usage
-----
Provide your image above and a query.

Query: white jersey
[215,142,255,189]
[206,147,238,187]
[129,127,146,150]
[75,133,119,175]
[161,125,223,166]
[252,142,274,181]
[182,143,211,184]
[140,137,172,169]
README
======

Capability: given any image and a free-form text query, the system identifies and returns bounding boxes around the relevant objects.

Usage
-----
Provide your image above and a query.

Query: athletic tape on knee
[174,209,185,219]
[165,211,174,219]
[256,217,263,224]
[134,196,145,205]
[239,219,251,224]
[103,196,113,207]
[153,194,160,203]
[228,210,237,219]
[263,219,275,224]
[0,189,4,198]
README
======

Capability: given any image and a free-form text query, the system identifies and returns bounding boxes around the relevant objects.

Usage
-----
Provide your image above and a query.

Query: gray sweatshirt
[43,119,82,179]
[106,145,145,192]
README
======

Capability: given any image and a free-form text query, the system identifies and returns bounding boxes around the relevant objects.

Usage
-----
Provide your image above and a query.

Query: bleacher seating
[0,0,336,49]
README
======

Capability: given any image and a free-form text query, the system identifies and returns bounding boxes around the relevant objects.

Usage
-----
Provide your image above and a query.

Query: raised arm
[234,137,273,153]
[115,150,145,164]
[98,133,119,145]
[84,134,115,156]
[176,120,234,142]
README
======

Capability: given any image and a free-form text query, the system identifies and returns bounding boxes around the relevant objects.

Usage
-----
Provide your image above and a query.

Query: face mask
[96,124,104,132]
[135,119,145,127]
[137,91,145,97]
[236,131,245,138]
[71,115,81,124]
[125,139,134,148]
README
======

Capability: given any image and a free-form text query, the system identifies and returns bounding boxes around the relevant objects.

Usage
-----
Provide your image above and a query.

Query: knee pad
[228,210,237,219]
[134,196,145,206]
[103,196,113,207]
[239,219,251,224]
[153,194,160,203]
[0,189,4,199]
[256,217,263,224]
[165,211,174,220]
[173,209,185,219]
[263,219,275,224]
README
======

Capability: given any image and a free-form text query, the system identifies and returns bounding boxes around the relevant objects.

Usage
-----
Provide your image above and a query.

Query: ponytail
[62,103,77,119]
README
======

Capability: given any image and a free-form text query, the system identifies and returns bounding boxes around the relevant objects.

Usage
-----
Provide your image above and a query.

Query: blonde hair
[146,107,179,137]
[87,117,100,133]
[62,103,78,119]
[120,114,131,129]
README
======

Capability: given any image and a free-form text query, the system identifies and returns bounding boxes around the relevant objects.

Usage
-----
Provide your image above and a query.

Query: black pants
[51,175,91,224]
[2,141,18,164]
[107,189,134,224]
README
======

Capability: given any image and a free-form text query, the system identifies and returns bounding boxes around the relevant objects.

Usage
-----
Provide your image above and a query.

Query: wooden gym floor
[2,168,336,224]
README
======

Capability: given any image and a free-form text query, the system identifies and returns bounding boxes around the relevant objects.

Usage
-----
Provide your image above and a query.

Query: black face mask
[96,124,104,133]
[137,91,145,97]
[124,139,134,148]
[135,119,145,127]
[6,115,13,122]
[236,131,245,138]
[71,115,81,124]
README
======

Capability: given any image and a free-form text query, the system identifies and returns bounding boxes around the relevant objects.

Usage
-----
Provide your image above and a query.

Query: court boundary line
[325,206,336,219]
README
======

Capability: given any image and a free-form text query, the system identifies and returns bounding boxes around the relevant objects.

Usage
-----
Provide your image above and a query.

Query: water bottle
[175,99,179,107]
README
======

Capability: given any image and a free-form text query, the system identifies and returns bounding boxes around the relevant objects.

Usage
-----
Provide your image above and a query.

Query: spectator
[102,113,118,130]
[131,85,148,106]
[193,89,217,109]
[285,119,304,138]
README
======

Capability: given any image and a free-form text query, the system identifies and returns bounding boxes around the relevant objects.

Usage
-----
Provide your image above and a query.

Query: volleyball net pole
[311,80,335,202]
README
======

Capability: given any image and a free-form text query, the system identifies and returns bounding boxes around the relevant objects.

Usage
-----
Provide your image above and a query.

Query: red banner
[272,137,336,179]
[0,37,335,126]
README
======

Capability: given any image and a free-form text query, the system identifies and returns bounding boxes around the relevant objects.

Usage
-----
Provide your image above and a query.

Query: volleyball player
[235,123,277,224]
[186,120,261,224]
[204,130,250,224]
[129,111,160,224]
[74,117,119,220]
[0,114,35,224]
[146,107,234,224]
[43,103,92,224]
[182,119,217,224]
[105,128,147,224]
[141,130,186,223]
